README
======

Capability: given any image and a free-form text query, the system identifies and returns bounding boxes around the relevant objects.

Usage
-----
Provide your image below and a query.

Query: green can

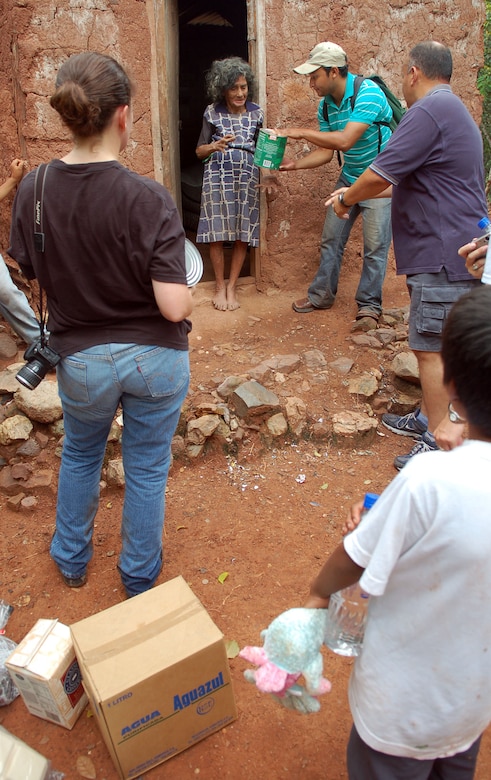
[253,129,287,170]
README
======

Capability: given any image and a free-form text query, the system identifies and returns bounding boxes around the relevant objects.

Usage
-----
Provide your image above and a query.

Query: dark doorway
[178,1,250,282]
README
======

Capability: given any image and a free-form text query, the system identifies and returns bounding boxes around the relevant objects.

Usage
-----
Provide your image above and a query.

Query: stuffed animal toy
[239,607,332,713]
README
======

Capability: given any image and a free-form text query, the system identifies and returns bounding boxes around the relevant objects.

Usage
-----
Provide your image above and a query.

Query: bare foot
[226,286,240,311]
[213,287,228,311]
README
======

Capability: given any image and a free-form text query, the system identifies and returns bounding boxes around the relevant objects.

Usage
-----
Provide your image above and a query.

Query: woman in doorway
[196,57,263,311]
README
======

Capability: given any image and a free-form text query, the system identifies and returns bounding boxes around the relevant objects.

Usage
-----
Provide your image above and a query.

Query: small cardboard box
[70,576,237,779]
[0,725,50,780]
[5,619,87,730]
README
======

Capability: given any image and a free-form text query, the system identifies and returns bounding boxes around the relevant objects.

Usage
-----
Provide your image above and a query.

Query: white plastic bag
[0,600,19,706]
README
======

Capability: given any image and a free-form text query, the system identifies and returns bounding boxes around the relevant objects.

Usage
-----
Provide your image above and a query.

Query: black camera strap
[33,162,51,341]
[34,162,50,253]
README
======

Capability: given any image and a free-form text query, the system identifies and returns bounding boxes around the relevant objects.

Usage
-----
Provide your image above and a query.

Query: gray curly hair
[205,57,256,104]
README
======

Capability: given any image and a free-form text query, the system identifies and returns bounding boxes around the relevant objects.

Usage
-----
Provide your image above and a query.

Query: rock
[391,352,420,384]
[0,467,20,494]
[266,413,288,437]
[7,493,26,511]
[35,432,50,448]
[384,307,410,323]
[0,364,25,393]
[107,421,121,442]
[328,357,354,375]
[186,444,205,458]
[351,334,382,348]
[0,414,33,444]
[374,328,397,346]
[303,349,327,370]
[311,420,330,438]
[24,469,54,493]
[11,462,33,480]
[16,439,41,457]
[171,435,186,455]
[331,410,378,445]
[231,381,280,420]
[249,362,273,382]
[187,414,221,445]
[385,391,422,416]
[106,459,125,486]
[348,373,379,399]
[267,354,302,374]
[15,379,63,423]
[216,376,248,399]
[20,495,38,512]
[0,334,19,359]
[285,396,307,436]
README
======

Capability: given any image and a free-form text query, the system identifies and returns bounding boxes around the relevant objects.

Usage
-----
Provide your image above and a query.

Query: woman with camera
[8,52,193,598]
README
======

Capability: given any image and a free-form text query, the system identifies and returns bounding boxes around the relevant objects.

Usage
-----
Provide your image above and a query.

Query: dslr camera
[16,338,60,390]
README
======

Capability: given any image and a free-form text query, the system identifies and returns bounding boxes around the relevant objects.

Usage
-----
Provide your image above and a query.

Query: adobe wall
[0,0,485,288]
[260,0,485,289]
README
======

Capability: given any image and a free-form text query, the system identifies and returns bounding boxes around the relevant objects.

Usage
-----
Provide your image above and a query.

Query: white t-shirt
[344,440,491,759]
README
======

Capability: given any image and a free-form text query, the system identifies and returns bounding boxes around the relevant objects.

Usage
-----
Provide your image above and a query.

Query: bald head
[407,41,452,82]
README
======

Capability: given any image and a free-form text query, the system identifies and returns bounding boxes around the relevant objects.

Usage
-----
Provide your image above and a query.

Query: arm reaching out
[304,543,365,609]
[0,158,27,202]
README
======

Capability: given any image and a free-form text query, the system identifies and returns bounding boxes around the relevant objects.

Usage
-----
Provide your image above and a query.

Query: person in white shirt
[306,284,491,779]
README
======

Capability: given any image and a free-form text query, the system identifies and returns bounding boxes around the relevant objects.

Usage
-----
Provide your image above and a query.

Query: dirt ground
[1,259,491,780]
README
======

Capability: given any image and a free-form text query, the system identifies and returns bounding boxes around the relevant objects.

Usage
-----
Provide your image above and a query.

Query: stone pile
[0,307,421,503]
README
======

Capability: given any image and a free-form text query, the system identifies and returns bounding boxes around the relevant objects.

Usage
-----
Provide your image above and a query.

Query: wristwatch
[338,191,349,207]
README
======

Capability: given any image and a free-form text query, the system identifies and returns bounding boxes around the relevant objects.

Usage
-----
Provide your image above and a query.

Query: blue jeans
[0,254,40,344]
[51,343,190,596]
[308,181,392,314]
[347,725,481,779]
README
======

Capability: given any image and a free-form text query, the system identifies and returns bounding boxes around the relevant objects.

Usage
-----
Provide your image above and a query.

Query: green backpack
[361,74,406,131]
[322,74,406,163]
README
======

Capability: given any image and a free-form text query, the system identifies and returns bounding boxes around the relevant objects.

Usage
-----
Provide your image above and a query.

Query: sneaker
[382,409,427,439]
[393,431,439,471]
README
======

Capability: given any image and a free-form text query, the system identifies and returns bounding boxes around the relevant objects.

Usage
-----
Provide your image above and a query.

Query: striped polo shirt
[318,72,393,183]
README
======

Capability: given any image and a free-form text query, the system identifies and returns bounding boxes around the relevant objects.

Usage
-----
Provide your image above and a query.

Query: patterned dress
[196,101,263,247]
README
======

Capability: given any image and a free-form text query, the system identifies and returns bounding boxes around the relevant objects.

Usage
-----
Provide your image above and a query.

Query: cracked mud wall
[0,0,485,288]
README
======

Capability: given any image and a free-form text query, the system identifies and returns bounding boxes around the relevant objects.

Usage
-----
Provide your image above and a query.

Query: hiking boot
[393,431,439,471]
[382,409,427,439]
[351,308,379,332]
[61,572,87,588]
[351,316,378,332]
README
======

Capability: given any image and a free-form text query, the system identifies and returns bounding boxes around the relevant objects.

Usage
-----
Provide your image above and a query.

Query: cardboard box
[70,576,237,779]
[0,726,50,780]
[5,619,87,730]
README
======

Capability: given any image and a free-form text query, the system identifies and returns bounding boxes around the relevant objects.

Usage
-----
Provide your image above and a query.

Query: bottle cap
[363,492,379,510]
[477,217,491,230]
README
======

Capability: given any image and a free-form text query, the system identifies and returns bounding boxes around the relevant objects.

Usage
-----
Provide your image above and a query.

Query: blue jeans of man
[307,181,392,315]
[0,254,40,344]
[51,343,190,597]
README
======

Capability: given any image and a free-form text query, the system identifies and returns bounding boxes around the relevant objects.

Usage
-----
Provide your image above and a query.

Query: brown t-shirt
[9,159,191,357]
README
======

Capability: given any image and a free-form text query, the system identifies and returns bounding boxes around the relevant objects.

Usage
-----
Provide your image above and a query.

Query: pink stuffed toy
[239,607,332,713]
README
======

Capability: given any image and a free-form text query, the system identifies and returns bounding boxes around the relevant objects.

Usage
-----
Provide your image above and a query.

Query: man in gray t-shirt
[327,41,486,470]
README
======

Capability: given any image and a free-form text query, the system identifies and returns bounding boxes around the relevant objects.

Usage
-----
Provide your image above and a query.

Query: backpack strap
[351,75,391,153]
[322,75,374,165]
[322,97,343,167]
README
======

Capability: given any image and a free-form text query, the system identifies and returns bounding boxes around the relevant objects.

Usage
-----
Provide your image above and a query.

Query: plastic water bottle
[475,216,491,248]
[324,492,379,657]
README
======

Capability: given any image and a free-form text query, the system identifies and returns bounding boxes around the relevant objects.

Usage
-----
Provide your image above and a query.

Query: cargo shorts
[406,269,479,352]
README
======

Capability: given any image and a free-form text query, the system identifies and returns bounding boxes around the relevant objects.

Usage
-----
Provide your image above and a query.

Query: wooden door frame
[147,0,266,282]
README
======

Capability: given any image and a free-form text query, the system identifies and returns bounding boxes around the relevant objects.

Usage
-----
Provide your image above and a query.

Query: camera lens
[15,359,47,390]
